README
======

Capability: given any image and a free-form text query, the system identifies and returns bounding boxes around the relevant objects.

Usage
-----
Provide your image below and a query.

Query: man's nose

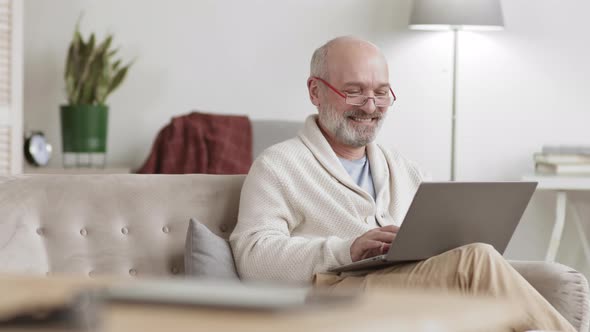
[359,97,377,114]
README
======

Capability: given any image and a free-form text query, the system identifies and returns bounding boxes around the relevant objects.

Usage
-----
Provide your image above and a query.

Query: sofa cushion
[0,174,245,277]
[510,260,590,332]
[184,218,239,279]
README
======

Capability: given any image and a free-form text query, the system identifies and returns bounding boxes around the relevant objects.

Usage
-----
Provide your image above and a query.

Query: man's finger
[379,225,400,233]
[366,231,395,243]
[360,239,383,252]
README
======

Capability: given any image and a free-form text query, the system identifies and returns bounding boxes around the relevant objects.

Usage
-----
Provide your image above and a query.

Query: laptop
[330,181,537,273]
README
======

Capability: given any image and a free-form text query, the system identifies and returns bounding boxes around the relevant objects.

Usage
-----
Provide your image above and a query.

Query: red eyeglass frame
[311,76,397,106]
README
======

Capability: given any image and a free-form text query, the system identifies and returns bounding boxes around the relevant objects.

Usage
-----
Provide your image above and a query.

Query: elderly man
[230,36,574,331]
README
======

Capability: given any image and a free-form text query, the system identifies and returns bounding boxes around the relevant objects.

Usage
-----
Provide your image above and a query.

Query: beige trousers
[314,243,576,332]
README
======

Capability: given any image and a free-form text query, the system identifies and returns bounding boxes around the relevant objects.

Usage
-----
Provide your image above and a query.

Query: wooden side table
[522,174,590,263]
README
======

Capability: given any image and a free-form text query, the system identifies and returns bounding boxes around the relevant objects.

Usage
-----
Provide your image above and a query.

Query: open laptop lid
[385,181,537,263]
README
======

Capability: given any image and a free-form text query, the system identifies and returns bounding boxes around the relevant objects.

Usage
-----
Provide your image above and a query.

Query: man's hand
[350,225,400,262]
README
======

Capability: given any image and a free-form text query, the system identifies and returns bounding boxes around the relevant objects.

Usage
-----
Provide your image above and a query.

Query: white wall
[24,0,451,178]
[23,1,590,274]
[453,1,590,271]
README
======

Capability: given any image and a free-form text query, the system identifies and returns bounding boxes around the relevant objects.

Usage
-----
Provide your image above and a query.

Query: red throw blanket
[137,112,252,174]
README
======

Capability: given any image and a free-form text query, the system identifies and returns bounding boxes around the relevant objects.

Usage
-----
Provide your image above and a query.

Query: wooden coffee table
[0,274,524,332]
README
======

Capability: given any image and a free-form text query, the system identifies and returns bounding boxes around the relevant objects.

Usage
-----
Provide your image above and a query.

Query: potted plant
[61,23,132,167]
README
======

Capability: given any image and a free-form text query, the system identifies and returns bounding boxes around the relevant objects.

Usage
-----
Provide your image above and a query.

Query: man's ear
[307,77,320,107]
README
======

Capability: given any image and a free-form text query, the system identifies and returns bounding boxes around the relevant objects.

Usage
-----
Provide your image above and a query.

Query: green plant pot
[60,104,108,153]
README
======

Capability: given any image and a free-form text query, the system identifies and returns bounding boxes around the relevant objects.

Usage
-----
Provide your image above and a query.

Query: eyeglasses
[312,76,396,107]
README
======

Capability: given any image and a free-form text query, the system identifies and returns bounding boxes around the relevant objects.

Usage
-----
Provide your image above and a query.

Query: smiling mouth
[349,117,378,123]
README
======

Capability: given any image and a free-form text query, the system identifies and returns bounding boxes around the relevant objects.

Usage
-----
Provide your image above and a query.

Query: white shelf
[523,173,590,264]
[23,167,132,175]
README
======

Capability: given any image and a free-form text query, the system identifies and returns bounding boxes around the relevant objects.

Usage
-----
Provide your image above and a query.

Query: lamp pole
[408,0,504,181]
[450,28,458,181]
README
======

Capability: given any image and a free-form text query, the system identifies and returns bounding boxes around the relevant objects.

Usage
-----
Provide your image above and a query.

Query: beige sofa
[0,174,588,331]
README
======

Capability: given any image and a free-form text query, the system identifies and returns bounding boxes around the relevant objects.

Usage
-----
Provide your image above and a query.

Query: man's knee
[453,243,504,281]
[458,242,501,257]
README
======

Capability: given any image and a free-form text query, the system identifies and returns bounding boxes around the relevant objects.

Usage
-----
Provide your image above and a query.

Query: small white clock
[24,131,52,166]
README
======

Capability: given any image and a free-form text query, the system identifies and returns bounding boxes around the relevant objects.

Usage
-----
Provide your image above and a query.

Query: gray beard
[318,104,386,147]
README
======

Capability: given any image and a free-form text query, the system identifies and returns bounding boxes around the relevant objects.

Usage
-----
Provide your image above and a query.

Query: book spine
[542,145,590,155]
[536,162,590,175]
[534,153,590,164]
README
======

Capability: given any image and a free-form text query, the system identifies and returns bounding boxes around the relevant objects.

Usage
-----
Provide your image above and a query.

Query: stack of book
[535,145,590,175]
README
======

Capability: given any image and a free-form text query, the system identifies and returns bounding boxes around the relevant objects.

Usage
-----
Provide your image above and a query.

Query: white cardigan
[230,115,426,283]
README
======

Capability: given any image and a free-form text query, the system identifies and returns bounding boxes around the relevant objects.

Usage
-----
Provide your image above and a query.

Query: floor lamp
[409,0,504,181]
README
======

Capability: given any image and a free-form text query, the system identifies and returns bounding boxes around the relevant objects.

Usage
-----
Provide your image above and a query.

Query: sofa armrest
[509,260,589,332]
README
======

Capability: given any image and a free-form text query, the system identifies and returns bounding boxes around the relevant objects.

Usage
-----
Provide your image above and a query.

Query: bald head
[307,36,393,154]
[310,36,389,81]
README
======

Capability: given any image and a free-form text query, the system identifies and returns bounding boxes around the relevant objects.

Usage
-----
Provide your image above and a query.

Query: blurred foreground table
[0,274,524,332]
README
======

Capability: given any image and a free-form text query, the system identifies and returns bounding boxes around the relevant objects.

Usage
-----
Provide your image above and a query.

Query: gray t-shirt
[338,155,376,200]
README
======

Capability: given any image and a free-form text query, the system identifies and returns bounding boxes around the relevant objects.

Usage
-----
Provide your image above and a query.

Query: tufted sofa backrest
[0,174,245,278]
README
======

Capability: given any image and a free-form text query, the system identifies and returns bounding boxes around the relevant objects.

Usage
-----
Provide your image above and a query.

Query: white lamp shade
[409,0,504,31]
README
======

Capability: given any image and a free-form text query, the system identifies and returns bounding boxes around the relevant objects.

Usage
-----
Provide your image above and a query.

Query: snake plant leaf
[64,23,132,106]
[69,36,82,104]
[74,31,85,76]
[65,42,74,79]
[107,48,119,58]
[65,76,76,105]
[65,43,77,104]
[87,33,95,55]
[96,50,114,104]
[107,65,129,94]
[111,59,121,71]
[96,35,113,56]
[106,64,130,97]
